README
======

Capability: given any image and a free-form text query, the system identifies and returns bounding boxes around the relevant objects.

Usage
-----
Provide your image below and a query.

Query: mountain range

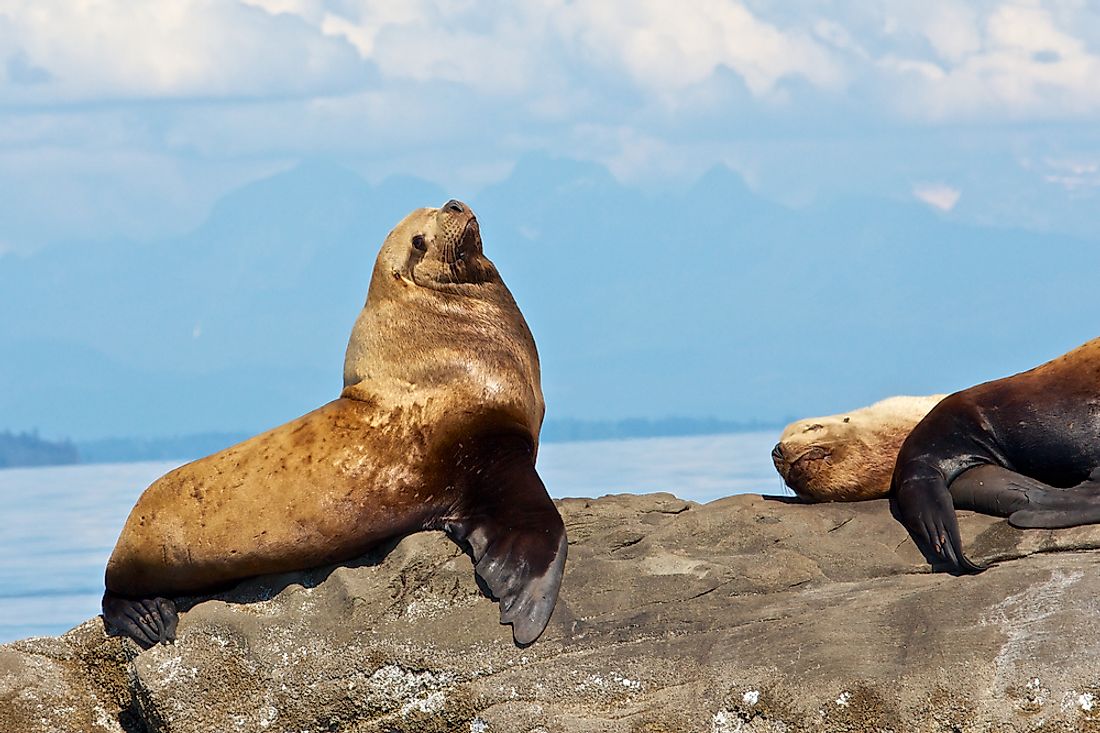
[2,155,1097,441]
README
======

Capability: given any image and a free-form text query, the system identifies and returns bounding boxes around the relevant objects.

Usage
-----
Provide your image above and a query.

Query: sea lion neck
[341,250,544,444]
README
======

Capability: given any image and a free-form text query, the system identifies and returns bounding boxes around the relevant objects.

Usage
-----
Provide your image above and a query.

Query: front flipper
[102,591,178,648]
[951,465,1100,529]
[891,470,984,573]
[443,439,567,646]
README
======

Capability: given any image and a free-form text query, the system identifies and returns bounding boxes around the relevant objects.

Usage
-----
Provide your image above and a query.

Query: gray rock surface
[5,492,1100,732]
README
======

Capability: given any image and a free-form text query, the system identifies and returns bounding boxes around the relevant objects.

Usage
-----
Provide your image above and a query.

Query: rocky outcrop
[5,492,1100,732]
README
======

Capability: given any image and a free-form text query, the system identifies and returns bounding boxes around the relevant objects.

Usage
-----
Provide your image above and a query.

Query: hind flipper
[102,591,178,648]
[443,440,567,646]
[949,465,1050,516]
[1009,505,1100,529]
[1008,474,1100,529]
[950,464,1100,529]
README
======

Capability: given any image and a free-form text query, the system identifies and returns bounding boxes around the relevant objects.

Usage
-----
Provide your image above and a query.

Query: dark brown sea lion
[890,337,1100,572]
[772,395,945,502]
[102,200,567,647]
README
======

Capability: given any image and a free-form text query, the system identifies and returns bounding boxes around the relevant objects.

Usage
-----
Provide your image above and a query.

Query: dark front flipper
[443,439,567,646]
[952,465,1100,529]
[891,471,985,573]
[102,591,178,648]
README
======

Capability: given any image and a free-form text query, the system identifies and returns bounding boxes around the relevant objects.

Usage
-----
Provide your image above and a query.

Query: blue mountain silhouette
[2,155,1097,440]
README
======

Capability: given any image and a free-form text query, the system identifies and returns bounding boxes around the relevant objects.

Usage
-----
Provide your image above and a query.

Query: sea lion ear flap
[443,460,568,646]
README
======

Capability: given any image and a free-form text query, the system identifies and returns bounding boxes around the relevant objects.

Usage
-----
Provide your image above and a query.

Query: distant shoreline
[1,418,787,470]
[0,431,79,469]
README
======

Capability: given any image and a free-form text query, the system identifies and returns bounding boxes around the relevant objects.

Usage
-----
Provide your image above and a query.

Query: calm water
[0,431,784,643]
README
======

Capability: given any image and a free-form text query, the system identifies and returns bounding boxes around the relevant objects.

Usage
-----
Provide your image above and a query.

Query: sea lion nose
[443,200,465,214]
[771,443,785,463]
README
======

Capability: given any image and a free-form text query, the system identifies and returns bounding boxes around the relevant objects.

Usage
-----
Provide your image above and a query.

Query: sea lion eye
[805,423,823,432]
[843,417,850,423]
[412,234,427,252]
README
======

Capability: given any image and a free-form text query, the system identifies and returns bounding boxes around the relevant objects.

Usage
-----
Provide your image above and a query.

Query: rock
[5,492,1100,731]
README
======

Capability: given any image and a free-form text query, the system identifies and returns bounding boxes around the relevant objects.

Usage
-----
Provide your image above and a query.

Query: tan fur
[772,395,946,502]
[342,208,543,451]
[106,204,544,596]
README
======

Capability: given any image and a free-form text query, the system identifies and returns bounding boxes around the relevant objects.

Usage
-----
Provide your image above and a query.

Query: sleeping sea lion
[102,200,567,646]
[772,395,946,502]
[890,337,1100,572]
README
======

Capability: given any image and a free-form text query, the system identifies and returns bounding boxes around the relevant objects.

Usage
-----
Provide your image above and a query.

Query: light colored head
[771,395,945,502]
[342,201,544,443]
[371,200,501,296]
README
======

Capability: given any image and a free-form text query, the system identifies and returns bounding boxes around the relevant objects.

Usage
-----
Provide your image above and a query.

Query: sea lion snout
[772,438,828,468]
[771,443,789,476]
[443,199,466,214]
[773,436,834,499]
[460,217,481,251]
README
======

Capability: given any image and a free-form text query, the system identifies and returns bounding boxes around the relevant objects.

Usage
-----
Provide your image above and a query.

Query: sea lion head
[343,201,544,441]
[771,395,945,503]
[375,200,501,295]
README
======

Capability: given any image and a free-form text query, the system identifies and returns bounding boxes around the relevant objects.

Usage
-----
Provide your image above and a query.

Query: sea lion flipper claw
[157,598,179,642]
[102,591,179,647]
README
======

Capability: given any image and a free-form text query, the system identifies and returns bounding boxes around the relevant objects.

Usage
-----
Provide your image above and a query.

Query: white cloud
[0,0,365,105]
[879,2,1100,120]
[5,0,1100,249]
[1035,156,1100,192]
[240,0,848,99]
[240,0,325,21]
[913,183,961,211]
[558,0,846,97]
[882,1,982,64]
[9,0,1100,122]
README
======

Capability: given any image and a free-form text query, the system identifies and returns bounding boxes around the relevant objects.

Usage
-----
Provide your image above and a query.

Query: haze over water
[0,431,783,643]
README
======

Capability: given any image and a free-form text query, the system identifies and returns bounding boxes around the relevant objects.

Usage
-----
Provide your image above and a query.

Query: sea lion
[890,337,1100,572]
[772,395,945,502]
[102,200,567,647]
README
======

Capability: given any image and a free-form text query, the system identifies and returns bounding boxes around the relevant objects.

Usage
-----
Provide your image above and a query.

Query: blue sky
[4,1,1100,252]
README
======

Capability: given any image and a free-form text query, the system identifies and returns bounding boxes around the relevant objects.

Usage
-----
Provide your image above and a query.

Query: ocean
[0,431,785,643]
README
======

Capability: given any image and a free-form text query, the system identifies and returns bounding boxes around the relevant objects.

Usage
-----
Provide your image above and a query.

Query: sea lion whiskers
[442,238,461,281]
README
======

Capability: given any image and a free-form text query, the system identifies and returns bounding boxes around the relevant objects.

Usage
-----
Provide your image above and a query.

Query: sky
[4,0,1100,253]
[3,1,1100,440]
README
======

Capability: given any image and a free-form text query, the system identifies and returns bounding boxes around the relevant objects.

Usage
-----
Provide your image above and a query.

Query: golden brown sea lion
[772,395,945,502]
[891,336,1100,572]
[102,200,567,647]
